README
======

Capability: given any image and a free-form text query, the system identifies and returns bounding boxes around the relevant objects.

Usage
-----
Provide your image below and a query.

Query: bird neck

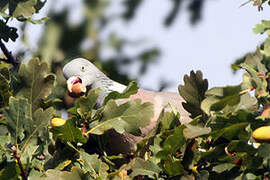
[92,73,126,95]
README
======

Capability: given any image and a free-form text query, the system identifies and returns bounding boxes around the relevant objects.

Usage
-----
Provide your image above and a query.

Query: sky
[105,0,270,92]
[5,0,270,92]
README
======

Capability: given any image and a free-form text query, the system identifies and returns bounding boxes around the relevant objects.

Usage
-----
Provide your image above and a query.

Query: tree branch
[11,146,27,180]
[0,58,11,64]
[0,40,20,67]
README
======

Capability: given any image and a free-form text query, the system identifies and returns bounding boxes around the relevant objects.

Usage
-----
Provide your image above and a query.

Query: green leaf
[28,169,43,179]
[0,20,18,42]
[197,170,209,180]
[79,152,109,179]
[87,99,153,136]
[160,111,181,131]
[253,20,270,34]
[227,140,256,155]
[0,74,12,108]
[201,83,257,115]
[0,161,20,180]
[244,50,267,74]
[183,124,211,139]
[200,144,227,161]
[2,96,55,158]
[135,110,181,158]
[258,143,270,158]
[50,117,87,144]
[262,37,270,56]
[182,139,201,170]
[163,125,186,149]
[124,158,161,179]
[20,142,39,165]
[156,125,186,159]
[242,173,260,180]
[212,163,235,173]
[0,136,9,152]
[103,81,138,105]
[209,110,252,132]
[241,62,268,98]
[20,107,55,151]
[239,51,269,99]
[18,58,55,113]
[33,107,55,131]
[179,70,208,118]
[34,0,47,13]
[54,160,72,171]
[164,157,186,177]
[258,144,270,170]
[0,66,10,80]
[203,85,242,112]
[210,122,248,141]
[30,158,45,174]
[0,11,9,18]
[200,96,219,115]
[9,0,37,18]
[75,88,101,120]
[148,136,163,156]
[3,97,31,144]
[41,167,88,180]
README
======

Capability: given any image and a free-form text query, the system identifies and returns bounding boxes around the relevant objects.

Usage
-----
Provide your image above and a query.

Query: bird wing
[128,89,191,123]
[156,91,191,124]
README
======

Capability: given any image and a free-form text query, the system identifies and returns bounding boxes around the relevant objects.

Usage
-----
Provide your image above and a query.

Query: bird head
[63,58,101,96]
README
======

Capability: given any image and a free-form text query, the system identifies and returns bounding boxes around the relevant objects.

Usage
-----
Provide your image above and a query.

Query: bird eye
[81,66,85,72]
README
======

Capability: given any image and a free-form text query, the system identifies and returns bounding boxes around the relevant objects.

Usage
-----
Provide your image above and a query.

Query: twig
[0,58,11,64]
[239,0,252,8]
[5,17,9,24]
[10,146,27,180]
[0,40,20,67]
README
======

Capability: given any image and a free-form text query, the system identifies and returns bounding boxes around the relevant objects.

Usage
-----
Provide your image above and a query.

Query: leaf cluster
[1,1,270,180]
[1,50,269,179]
[0,0,47,42]
[0,58,56,179]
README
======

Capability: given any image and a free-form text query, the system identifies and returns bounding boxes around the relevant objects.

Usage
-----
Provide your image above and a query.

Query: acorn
[68,83,87,98]
[71,83,86,94]
[51,118,66,127]
[252,126,270,142]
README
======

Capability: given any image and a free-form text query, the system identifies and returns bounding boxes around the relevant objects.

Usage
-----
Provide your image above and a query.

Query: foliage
[178,70,208,119]
[0,0,270,179]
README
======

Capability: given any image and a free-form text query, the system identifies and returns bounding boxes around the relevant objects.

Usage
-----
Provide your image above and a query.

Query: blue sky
[5,0,270,92]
